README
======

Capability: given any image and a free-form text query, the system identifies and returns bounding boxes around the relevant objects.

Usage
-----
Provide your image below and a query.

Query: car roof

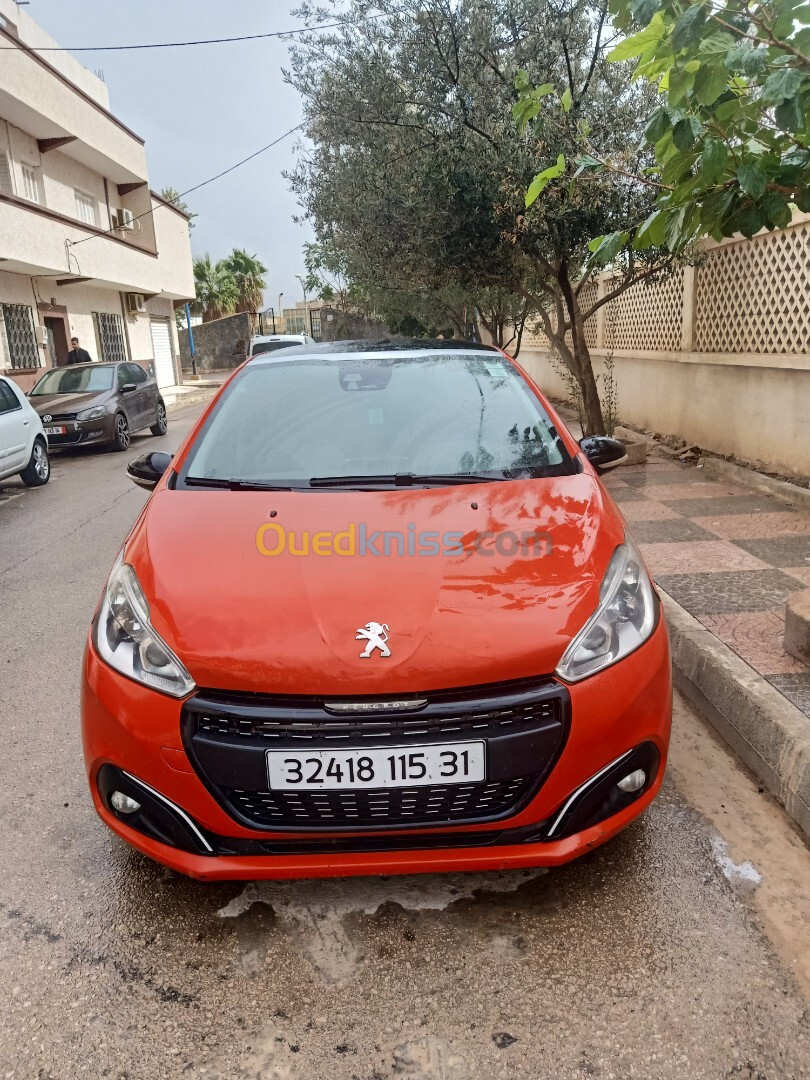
[247,338,500,365]
[41,361,117,370]
[251,334,307,342]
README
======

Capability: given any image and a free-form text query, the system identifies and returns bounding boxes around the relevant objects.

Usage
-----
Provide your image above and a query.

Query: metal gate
[149,318,175,388]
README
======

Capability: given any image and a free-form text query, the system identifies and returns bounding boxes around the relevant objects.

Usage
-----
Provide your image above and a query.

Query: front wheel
[112,412,130,452]
[150,400,167,436]
[20,438,50,486]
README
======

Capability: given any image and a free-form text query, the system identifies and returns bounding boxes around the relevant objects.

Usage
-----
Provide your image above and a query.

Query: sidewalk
[602,457,810,717]
[162,371,229,412]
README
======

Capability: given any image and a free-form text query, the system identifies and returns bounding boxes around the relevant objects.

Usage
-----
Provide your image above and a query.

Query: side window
[116,365,130,391]
[0,380,21,414]
[127,363,147,384]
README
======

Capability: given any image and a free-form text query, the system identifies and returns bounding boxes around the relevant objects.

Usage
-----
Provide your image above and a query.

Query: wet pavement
[602,457,810,717]
[1,405,810,1079]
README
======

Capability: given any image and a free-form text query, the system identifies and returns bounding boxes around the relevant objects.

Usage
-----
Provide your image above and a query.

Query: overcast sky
[28,0,314,313]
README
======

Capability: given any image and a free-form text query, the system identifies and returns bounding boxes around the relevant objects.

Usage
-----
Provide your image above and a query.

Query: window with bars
[74,190,97,226]
[92,312,128,363]
[0,304,40,370]
[20,163,41,204]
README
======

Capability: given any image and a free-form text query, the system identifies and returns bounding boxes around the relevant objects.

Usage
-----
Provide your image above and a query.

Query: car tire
[112,412,130,452]
[20,438,50,487]
[150,400,168,437]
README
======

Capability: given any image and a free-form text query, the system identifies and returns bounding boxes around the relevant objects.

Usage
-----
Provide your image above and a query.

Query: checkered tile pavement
[602,460,810,717]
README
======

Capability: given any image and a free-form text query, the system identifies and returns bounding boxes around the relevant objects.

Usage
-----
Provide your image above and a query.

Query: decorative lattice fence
[694,222,810,354]
[604,268,684,353]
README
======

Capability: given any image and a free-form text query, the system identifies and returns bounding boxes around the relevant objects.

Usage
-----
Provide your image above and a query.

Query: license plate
[267,741,486,790]
[44,426,66,436]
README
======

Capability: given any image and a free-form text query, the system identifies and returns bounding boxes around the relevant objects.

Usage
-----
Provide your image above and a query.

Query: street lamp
[277,292,283,334]
[295,275,309,337]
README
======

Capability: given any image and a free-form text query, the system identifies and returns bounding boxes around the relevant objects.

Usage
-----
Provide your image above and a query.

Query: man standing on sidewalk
[66,337,92,365]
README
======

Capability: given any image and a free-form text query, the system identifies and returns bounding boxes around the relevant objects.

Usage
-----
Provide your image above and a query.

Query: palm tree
[192,255,238,322]
[222,249,268,314]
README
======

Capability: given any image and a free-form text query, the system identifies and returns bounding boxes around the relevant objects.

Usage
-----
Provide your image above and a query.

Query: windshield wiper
[183,476,295,491]
[308,472,505,488]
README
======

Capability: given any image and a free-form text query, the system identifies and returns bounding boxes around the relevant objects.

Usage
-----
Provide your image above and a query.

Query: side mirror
[121,382,137,394]
[127,451,173,491]
[579,436,628,474]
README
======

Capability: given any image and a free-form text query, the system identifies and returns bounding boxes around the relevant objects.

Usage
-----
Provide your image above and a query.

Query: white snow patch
[711,835,762,885]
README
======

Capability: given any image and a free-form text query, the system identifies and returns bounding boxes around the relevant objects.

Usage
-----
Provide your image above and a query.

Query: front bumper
[44,415,112,448]
[81,618,671,880]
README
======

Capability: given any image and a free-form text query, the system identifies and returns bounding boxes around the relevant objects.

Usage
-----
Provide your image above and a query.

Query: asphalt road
[1,401,809,1080]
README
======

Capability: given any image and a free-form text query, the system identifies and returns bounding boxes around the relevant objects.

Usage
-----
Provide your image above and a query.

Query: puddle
[711,836,762,886]
[219,869,544,983]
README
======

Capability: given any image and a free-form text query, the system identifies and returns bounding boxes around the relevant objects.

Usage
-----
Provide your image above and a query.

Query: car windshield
[181,351,574,488]
[30,365,115,395]
[251,340,301,355]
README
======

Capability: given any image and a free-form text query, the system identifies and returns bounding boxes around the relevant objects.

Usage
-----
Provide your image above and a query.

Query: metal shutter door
[149,318,175,389]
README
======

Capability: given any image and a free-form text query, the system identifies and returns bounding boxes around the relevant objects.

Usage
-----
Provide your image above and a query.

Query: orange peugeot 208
[81,340,671,881]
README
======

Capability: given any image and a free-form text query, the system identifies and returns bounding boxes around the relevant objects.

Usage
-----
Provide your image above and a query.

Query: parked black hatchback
[29,362,167,452]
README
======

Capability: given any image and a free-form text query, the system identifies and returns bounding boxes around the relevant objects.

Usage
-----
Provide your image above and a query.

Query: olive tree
[288,0,672,433]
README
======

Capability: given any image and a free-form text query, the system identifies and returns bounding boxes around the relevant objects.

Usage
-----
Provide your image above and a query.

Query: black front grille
[195,696,557,743]
[227,777,529,828]
[182,676,570,832]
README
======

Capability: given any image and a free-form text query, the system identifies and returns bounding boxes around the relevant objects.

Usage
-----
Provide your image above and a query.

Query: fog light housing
[617,769,646,793]
[110,790,140,814]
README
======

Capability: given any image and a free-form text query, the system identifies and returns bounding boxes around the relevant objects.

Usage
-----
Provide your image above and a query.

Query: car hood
[31,391,109,415]
[125,476,626,695]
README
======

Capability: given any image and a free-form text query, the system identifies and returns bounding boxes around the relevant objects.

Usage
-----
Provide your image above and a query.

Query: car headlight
[77,406,106,422]
[556,534,657,682]
[92,553,195,697]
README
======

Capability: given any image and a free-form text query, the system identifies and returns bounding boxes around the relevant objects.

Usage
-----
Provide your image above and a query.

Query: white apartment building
[0,0,194,392]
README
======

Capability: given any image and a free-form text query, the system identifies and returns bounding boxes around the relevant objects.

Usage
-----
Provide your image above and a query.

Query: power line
[66,123,304,252]
[0,16,382,51]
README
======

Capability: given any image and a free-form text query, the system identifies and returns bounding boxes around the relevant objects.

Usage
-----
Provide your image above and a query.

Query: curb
[165,389,217,414]
[661,590,810,840]
[701,456,810,512]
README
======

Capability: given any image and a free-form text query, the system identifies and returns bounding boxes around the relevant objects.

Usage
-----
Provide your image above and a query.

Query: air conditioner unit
[126,293,147,314]
[114,207,136,231]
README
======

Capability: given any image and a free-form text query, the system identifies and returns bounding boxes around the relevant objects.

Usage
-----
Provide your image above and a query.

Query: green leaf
[700,137,728,184]
[573,154,604,178]
[631,0,661,25]
[671,5,708,52]
[662,147,697,185]
[589,230,627,264]
[694,59,728,104]
[737,203,764,238]
[775,94,804,132]
[643,106,671,144]
[697,30,737,55]
[796,187,810,212]
[532,83,555,100]
[760,191,793,228]
[608,17,664,62]
[588,234,605,253]
[634,209,668,248]
[672,116,702,150]
[737,161,767,199]
[561,87,573,113]
[665,206,687,249]
[525,154,566,207]
[761,67,804,106]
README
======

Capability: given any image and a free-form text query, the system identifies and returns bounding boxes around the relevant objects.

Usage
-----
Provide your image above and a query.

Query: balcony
[0,25,148,184]
[0,192,193,299]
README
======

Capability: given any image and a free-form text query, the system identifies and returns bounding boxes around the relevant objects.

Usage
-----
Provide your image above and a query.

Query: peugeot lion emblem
[356,621,391,658]
[42,414,52,423]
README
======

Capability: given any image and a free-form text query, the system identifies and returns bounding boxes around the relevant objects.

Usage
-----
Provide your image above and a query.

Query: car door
[0,378,30,475]
[128,363,157,428]
[116,364,142,429]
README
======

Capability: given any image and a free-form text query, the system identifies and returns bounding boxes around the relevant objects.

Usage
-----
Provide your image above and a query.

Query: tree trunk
[575,339,605,437]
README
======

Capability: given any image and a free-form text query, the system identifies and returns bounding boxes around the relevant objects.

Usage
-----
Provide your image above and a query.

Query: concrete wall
[519,347,810,477]
[179,312,254,373]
